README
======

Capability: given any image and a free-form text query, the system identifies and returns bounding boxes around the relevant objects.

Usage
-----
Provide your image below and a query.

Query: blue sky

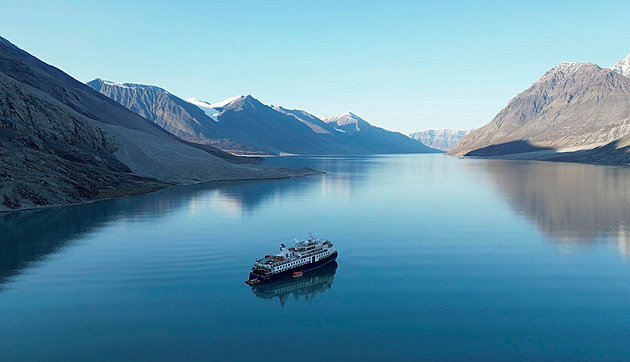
[1,0,629,133]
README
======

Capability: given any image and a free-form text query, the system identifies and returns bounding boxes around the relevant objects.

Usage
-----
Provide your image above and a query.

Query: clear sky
[1,0,629,134]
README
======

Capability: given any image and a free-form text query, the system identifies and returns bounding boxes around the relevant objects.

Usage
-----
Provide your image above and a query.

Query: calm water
[1,154,630,361]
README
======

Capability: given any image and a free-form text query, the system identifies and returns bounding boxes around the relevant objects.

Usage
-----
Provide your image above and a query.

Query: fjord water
[1,155,630,361]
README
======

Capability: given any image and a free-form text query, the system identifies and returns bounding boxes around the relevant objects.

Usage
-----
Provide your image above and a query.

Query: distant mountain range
[409,129,472,151]
[449,53,630,163]
[0,36,315,212]
[88,79,439,155]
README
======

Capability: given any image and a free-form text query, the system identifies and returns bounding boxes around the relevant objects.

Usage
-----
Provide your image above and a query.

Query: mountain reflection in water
[0,177,321,291]
[249,262,338,306]
[0,156,375,291]
[472,160,630,253]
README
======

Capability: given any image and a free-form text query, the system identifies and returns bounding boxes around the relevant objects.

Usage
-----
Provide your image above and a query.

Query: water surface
[1,155,630,361]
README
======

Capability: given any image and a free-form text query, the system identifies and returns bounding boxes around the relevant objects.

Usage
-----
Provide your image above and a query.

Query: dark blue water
[1,155,630,361]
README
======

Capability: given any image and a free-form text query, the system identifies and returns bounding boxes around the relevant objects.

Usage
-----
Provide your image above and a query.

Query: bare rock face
[86,79,252,154]
[409,129,471,151]
[449,60,630,157]
[87,79,213,140]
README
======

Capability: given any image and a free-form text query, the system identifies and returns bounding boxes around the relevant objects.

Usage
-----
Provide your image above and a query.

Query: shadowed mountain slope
[0,36,312,212]
[323,112,440,154]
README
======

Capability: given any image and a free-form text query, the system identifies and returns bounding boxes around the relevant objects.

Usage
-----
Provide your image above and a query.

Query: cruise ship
[245,235,337,285]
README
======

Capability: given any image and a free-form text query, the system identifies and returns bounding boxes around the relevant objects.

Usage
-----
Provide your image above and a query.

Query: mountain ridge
[89,80,440,155]
[409,129,471,151]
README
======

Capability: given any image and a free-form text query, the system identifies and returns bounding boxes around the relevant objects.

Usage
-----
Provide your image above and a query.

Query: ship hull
[248,251,338,284]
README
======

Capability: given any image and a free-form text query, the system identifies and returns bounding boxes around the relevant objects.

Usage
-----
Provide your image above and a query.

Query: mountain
[86,79,260,153]
[0,36,314,212]
[272,106,335,134]
[89,80,439,155]
[322,112,440,154]
[448,58,630,158]
[208,95,355,155]
[89,81,351,154]
[86,79,216,140]
[409,129,471,151]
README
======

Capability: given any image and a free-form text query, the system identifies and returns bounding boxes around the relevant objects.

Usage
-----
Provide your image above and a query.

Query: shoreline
[0,168,324,215]
[452,150,630,167]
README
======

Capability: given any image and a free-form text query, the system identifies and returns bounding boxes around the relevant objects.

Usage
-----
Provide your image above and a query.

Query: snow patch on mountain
[611,53,630,78]
[185,95,245,121]
[322,112,373,135]
[209,95,245,109]
[94,79,168,92]
[102,80,129,88]
[324,112,365,125]
[555,62,586,73]
[186,98,221,122]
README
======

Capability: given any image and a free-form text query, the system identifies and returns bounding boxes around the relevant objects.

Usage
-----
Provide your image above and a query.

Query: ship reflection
[249,262,338,306]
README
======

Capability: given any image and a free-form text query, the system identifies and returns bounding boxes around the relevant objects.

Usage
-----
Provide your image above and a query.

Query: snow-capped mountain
[611,53,630,78]
[409,129,472,151]
[323,112,369,135]
[88,80,440,155]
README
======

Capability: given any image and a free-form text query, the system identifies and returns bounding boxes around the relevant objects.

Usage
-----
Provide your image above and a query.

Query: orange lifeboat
[293,271,303,278]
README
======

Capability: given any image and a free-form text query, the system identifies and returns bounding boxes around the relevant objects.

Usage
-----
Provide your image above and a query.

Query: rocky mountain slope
[209,95,354,154]
[449,57,630,158]
[409,129,471,151]
[86,79,257,153]
[88,80,438,155]
[0,36,315,212]
[86,79,216,141]
[323,112,439,154]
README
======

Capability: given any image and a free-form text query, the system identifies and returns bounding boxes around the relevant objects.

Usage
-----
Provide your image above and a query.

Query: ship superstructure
[246,235,337,284]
